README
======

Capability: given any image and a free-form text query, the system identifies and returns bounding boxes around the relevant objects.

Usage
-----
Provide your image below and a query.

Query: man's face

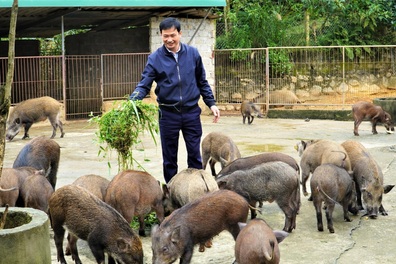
[161,26,181,53]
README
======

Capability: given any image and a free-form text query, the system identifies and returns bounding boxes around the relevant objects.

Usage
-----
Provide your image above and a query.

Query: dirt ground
[3,114,396,264]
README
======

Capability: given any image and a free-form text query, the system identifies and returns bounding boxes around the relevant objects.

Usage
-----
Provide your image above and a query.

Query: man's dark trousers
[159,106,203,183]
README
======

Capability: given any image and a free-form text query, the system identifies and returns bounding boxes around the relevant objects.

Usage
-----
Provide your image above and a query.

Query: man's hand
[210,105,220,123]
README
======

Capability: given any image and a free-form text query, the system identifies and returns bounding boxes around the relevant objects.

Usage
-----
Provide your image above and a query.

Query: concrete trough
[0,207,51,264]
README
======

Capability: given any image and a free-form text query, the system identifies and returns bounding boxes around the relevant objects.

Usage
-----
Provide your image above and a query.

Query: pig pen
[3,115,396,264]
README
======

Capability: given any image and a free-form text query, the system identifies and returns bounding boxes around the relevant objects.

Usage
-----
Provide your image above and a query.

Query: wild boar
[6,96,65,141]
[162,168,219,252]
[151,189,249,264]
[0,167,43,207]
[104,170,165,236]
[300,139,352,199]
[65,174,111,256]
[49,184,143,264]
[13,136,60,189]
[352,101,394,136]
[241,100,263,124]
[216,152,300,179]
[20,174,54,213]
[342,140,394,218]
[72,174,110,200]
[310,163,358,233]
[217,161,300,232]
[235,218,289,264]
[201,131,241,176]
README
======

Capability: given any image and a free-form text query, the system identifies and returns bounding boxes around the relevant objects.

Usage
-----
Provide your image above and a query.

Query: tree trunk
[305,10,310,46]
[0,0,18,175]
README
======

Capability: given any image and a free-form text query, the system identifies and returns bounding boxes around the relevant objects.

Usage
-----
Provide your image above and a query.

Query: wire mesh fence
[214,45,396,110]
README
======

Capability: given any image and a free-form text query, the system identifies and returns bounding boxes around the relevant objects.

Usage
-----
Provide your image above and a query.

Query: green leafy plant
[130,212,160,230]
[89,99,159,171]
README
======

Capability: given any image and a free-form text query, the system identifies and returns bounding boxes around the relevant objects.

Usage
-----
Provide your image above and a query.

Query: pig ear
[116,238,130,251]
[171,226,181,243]
[238,222,247,230]
[273,230,289,244]
[217,180,227,189]
[383,185,395,194]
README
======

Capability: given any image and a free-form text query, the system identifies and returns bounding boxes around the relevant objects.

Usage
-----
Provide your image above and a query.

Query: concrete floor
[4,115,396,264]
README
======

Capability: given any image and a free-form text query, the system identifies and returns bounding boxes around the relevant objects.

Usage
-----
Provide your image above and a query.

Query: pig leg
[325,203,335,233]
[87,236,106,264]
[180,242,194,264]
[342,203,352,222]
[300,169,310,197]
[355,186,364,210]
[353,119,362,136]
[242,115,247,124]
[278,202,296,232]
[209,158,217,176]
[138,214,147,236]
[371,120,379,134]
[68,234,83,264]
[58,120,65,138]
[48,116,58,139]
[248,116,254,124]
[22,122,33,139]
[53,225,68,264]
[313,199,324,231]
[249,200,257,219]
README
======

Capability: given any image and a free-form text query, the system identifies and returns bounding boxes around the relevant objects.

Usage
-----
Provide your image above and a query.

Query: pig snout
[365,207,379,219]
[5,125,19,141]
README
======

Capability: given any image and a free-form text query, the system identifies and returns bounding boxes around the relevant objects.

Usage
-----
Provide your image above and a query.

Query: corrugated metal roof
[1,0,226,8]
[0,1,225,38]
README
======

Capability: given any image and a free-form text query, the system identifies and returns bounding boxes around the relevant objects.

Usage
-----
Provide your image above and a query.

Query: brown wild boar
[201,131,241,176]
[216,152,300,178]
[310,164,358,233]
[352,101,394,136]
[49,184,143,264]
[65,174,111,256]
[20,174,54,213]
[104,170,165,236]
[151,189,249,264]
[241,100,263,124]
[342,140,394,218]
[217,161,300,232]
[300,139,352,199]
[0,167,43,207]
[162,168,219,252]
[235,218,289,264]
[13,136,60,189]
[6,96,65,141]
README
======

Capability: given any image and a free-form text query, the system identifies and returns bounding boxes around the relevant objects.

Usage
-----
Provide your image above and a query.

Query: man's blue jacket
[130,43,216,112]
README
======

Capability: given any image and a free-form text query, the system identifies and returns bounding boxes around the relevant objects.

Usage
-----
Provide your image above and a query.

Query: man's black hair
[159,17,181,33]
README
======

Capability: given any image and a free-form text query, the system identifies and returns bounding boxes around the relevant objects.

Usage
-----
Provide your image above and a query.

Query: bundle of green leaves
[90,99,159,171]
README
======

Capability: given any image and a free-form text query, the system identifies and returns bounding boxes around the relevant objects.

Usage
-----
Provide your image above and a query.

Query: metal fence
[0,53,149,119]
[214,45,396,111]
[1,46,396,119]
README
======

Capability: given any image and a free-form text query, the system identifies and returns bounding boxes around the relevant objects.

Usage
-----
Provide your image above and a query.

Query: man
[130,17,220,183]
